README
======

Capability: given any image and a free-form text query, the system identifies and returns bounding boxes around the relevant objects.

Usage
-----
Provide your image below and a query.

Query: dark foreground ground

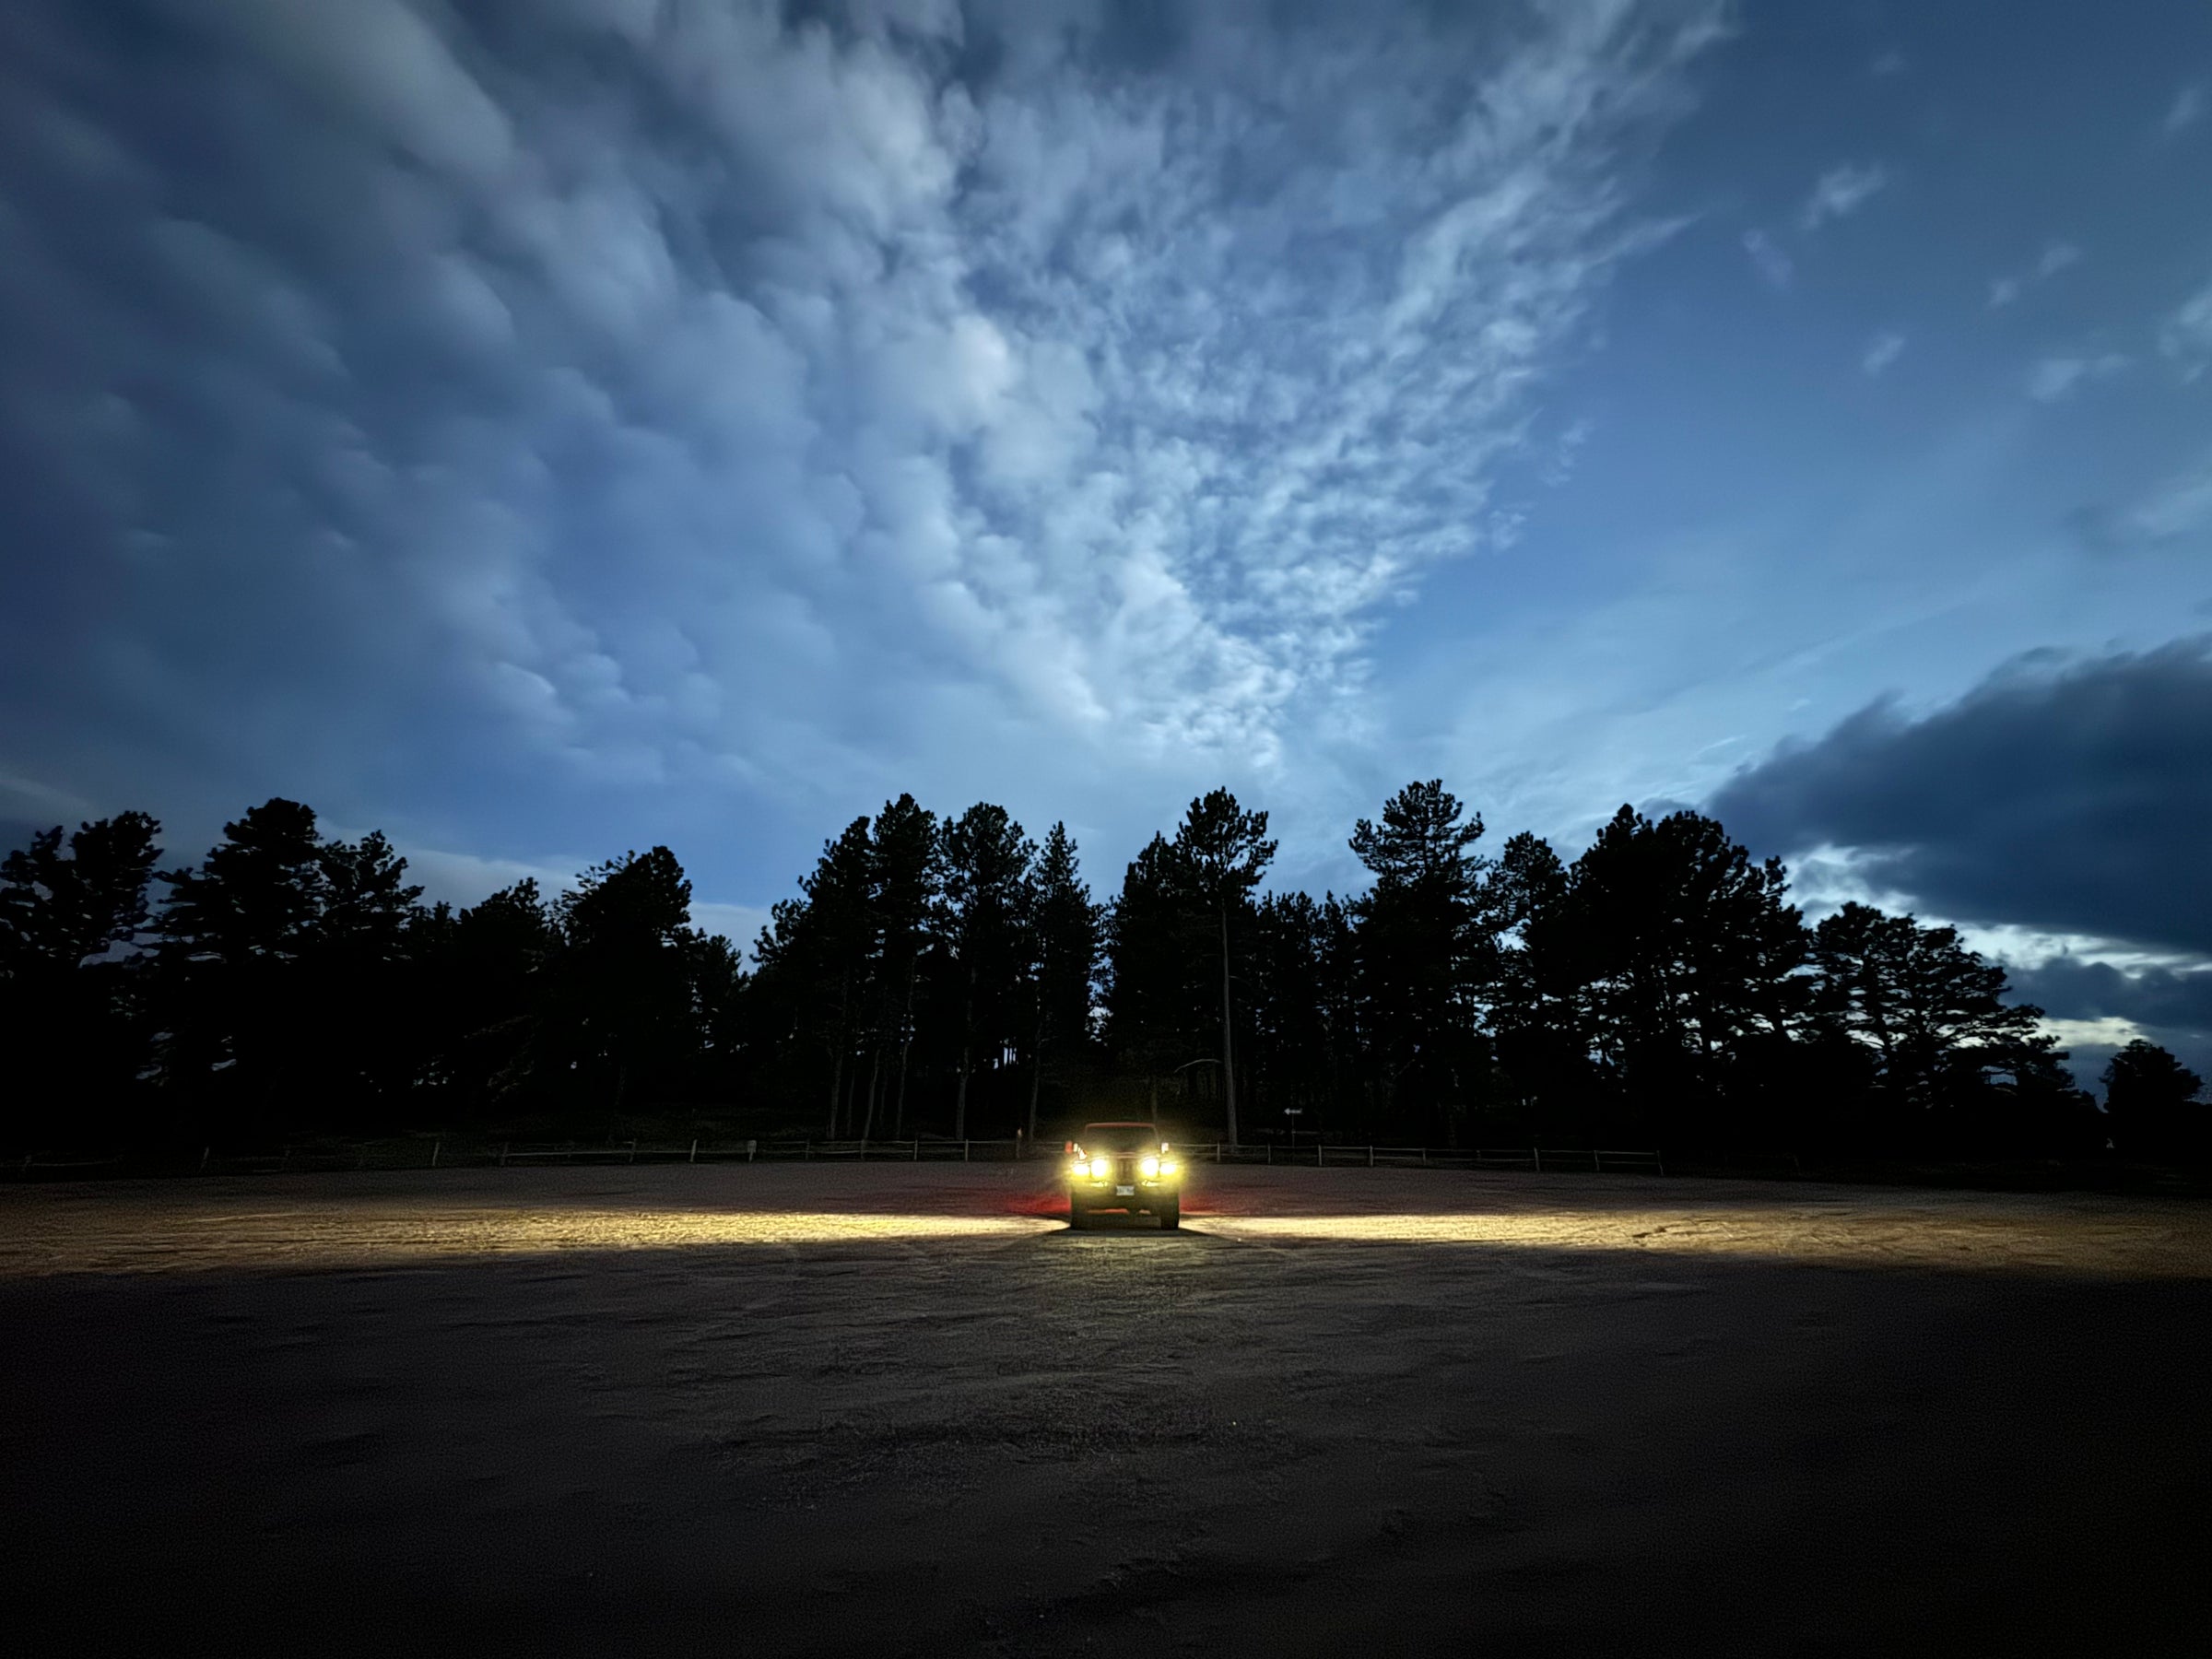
[4,1165,2209,1656]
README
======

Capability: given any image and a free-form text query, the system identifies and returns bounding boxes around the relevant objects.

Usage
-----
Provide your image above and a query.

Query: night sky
[2,1,2206,1085]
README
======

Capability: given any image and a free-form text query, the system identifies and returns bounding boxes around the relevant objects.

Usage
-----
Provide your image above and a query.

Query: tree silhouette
[152,799,332,1134]
[1025,822,1100,1141]
[311,830,426,1109]
[866,795,940,1138]
[939,804,1034,1140]
[1349,781,1493,1145]
[1810,901,2076,1149]
[549,847,698,1111]
[0,812,162,1137]
[0,783,2142,1165]
[1488,830,1591,1143]
[1547,807,1807,1146]
[429,877,559,1111]
[1169,790,1275,1147]
[756,818,874,1135]
[2103,1039,2206,1160]
[1102,833,1206,1116]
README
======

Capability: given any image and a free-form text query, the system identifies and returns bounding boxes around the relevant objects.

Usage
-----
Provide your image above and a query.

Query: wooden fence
[6,1137,1665,1178]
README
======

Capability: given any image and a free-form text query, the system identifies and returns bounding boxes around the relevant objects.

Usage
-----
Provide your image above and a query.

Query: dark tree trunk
[955,963,976,1140]
[1220,900,1240,1147]
[860,1043,883,1141]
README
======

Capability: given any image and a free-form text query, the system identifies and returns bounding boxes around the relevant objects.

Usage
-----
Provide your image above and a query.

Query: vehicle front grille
[1117,1157,1134,1182]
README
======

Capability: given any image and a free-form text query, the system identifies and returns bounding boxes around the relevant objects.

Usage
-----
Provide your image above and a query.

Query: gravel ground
[4,1163,2208,1655]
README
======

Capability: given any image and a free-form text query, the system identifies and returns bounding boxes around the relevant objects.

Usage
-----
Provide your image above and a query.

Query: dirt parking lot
[4,1164,2208,1655]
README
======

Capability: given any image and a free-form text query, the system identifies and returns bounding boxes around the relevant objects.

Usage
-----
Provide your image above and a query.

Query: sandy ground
[3,1164,2208,1655]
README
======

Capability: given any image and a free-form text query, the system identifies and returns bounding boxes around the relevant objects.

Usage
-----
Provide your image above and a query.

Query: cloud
[1870,51,1907,78]
[2035,241,2082,278]
[1540,417,1596,488]
[2070,449,2212,550]
[1742,228,1794,288]
[1709,639,2212,959]
[2160,275,2212,378]
[1797,162,1887,231]
[1987,241,2080,308]
[188,0,516,183]
[2165,82,2206,136]
[0,0,1731,889]
[2008,956,2212,1041]
[2024,352,2127,403]
[2006,955,2212,1089]
[1860,331,1905,377]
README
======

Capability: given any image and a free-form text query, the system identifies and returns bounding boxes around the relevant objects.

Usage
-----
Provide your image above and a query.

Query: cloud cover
[1709,639,2212,960]
[0,0,1728,887]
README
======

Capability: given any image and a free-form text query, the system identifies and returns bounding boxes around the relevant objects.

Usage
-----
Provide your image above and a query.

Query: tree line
[2,783,2205,1160]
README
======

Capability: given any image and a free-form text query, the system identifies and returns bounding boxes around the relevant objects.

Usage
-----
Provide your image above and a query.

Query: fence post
[1368,1145,1374,1168]
[500,1142,510,1167]
[200,1146,210,1173]
[628,1140,638,1164]
[747,1138,757,1163]
[431,1138,441,1169]
[963,1139,970,1162]
[1533,1147,1541,1172]
[688,1138,698,1164]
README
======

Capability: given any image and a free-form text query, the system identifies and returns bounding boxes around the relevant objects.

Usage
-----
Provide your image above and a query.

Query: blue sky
[2,1,2208,1080]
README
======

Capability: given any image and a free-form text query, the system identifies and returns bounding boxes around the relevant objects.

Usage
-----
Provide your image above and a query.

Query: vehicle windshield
[1077,1124,1161,1153]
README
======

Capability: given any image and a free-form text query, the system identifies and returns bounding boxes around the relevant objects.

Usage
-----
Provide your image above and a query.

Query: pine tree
[1169,790,1274,1147]
[866,795,940,1139]
[2101,1039,2206,1160]
[1025,822,1100,1141]
[1348,781,1494,1143]
[0,812,163,1138]
[938,804,1034,1139]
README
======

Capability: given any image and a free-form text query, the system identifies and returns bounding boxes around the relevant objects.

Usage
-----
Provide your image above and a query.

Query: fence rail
[1170,1143,1664,1175]
[6,1136,1665,1180]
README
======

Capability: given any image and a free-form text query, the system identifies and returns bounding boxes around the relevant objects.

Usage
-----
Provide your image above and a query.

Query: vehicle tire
[1158,1199,1180,1230]
[1068,1198,1088,1230]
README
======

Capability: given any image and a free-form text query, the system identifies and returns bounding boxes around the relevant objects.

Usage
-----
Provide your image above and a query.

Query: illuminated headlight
[1088,1157,1110,1180]
[1160,1159,1180,1176]
[1138,1155,1159,1178]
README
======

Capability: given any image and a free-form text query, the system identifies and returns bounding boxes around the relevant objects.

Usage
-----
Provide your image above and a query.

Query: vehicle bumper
[1069,1182,1178,1211]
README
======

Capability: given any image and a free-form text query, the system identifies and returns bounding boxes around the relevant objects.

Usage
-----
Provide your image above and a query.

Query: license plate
[1115,1184,1135,1195]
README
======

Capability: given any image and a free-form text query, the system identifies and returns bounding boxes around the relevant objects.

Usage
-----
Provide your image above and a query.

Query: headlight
[1088,1156,1110,1179]
[1139,1155,1159,1178]
[1160,1159,1180,1176]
